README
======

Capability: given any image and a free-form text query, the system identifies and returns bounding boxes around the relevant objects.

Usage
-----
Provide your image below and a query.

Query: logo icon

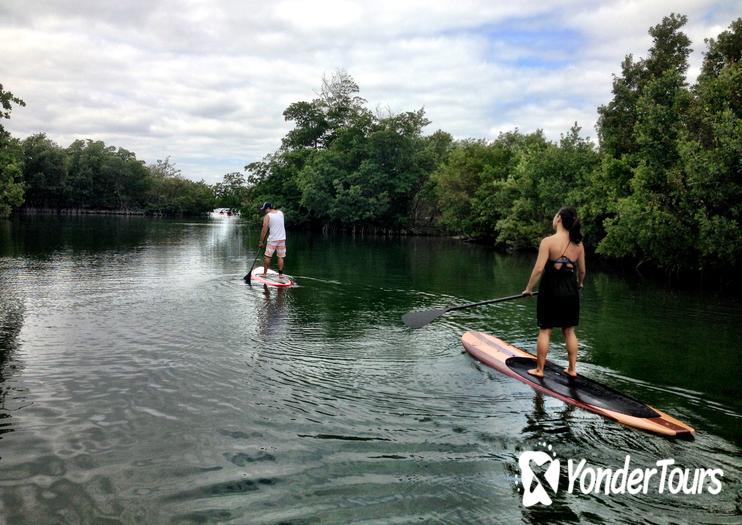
[519,443,560,507]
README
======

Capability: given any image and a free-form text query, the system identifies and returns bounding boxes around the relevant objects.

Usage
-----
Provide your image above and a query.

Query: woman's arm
[577,245,586,288]
[523,238,550,295]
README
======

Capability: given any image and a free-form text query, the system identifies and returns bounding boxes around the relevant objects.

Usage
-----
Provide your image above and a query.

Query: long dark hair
[558,207,583,245]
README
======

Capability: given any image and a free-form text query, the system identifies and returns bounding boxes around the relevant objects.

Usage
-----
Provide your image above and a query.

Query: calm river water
[0,216,739,524]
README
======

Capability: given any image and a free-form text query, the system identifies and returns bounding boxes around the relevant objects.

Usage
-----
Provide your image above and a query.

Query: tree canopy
[0,84,25,217]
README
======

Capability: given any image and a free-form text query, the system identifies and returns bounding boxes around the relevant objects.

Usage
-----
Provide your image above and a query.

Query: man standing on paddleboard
[258,202,287,280]
[522,207,586,378]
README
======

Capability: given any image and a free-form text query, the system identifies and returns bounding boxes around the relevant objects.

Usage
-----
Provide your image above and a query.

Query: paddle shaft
[445,292,537,313]
[402,291,537,329]
[243,246,263,283]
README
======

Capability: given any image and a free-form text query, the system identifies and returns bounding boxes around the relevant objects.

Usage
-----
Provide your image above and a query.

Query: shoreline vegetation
[19,207,148,216]
[0,14,739,284]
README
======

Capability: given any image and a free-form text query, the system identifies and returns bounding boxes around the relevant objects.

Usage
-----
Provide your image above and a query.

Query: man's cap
[260,201,272,211]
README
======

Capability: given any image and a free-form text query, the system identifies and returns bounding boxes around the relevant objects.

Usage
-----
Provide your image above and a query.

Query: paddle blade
[402,307,449,329]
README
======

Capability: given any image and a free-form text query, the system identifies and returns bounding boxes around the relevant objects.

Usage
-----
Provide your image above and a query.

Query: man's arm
[259,215,269,246]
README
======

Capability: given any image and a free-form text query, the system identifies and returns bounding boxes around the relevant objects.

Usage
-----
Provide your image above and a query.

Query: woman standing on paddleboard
[522,207,586,378]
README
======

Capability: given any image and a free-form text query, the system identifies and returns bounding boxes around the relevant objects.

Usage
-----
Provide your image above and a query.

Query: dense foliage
[0,14,739,277]
[244,71,451,230]
[594,15,741,274]
[0,83,26,217]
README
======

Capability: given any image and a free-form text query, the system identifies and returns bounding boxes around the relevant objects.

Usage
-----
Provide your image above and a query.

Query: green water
[0,216,739,524]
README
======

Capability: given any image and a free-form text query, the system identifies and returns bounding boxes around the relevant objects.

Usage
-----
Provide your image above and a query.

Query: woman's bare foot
[527,368,544,378]
[564,368,577,378]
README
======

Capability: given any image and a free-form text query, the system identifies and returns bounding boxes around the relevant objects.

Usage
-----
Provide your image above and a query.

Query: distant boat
[210,208,240,218]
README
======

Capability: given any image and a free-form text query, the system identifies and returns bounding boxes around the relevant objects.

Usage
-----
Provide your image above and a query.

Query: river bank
[17,206,210,217]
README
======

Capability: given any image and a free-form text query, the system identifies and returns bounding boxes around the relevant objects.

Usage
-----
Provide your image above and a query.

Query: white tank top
[267,210,286,242]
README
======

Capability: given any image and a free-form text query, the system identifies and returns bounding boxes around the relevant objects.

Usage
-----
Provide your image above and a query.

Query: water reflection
[521,394,578,439]
[256,285,289,340]
[0,276,24,440]
[0,215,156,257]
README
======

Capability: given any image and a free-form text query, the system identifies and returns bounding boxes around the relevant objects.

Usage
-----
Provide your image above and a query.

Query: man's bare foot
[564,368,577,378]
[527,368,544,378]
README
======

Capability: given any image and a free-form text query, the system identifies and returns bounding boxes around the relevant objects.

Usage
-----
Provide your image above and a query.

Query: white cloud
[0,0,735,183]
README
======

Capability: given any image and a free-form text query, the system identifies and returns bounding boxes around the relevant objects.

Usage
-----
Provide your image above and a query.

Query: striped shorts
[265,240,286,258]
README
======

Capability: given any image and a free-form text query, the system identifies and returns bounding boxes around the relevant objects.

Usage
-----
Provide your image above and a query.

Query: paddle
[243,246,262,284]
[402,292,537,329]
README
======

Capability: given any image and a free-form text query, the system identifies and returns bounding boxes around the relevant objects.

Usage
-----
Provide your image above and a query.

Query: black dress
[537,254,580,329]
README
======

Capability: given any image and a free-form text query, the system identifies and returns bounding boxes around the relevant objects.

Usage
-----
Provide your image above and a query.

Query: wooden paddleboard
[248,267,295,287]
[461,331,694,438]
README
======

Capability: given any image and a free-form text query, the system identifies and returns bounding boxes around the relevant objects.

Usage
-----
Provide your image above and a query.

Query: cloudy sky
[0,1,738,183]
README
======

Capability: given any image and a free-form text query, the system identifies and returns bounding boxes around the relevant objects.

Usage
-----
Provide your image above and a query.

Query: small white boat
[209,208,241,218]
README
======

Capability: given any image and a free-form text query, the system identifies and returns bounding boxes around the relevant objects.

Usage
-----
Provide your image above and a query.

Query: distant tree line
[0,116,243,217]
[0,84,218,216]
[16,133,215,215]
[0,14,739,277]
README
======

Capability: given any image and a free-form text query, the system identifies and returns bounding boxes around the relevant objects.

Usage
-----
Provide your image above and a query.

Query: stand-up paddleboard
[461,332,694,438]
[248,267,295,288]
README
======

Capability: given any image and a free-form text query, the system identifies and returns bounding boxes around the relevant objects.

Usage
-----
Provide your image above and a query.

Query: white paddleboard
[248,267,295,287]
